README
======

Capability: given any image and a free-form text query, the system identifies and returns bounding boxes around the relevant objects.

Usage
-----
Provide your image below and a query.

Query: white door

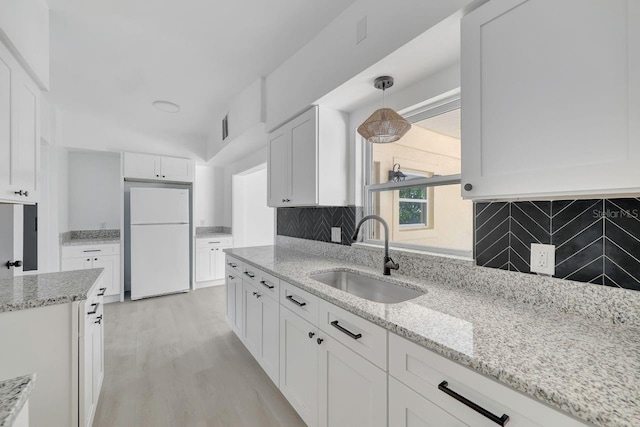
[196,247,212,282]
[279,307,319,427]
[80,318,96,427]
[123,152,159,180]
[130,223,190,299]
[289,108,317,206]
[317,335,387,427]
[130,187,189,224]
[225,272,238,328]
[92,255,119,296]
[160,157,192,182]
[233,277,243,336]
[12,75,39,201]
[212,248,226,280]
[0,49,11,201]
[268,130,290,206]
[259,293,279,386]
[389,377,469,427]
[61,257,93,272]
[242,281,262,358]
[461,0,640,199]
[92,304,104,406]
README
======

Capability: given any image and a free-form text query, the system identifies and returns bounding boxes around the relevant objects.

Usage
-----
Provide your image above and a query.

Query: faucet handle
[385,257,400,270]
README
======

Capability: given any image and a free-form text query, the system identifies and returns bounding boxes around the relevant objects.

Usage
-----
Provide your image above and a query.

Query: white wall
[44,144,69,271]
[194,165,218,227]
[68,151,121,230]
[232,166,274,247]
[0,0,49,89]
[265,0,471,131]
[222,147,269,226]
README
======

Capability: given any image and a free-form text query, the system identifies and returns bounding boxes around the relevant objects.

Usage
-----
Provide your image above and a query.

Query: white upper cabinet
[267,106,348,207]
[123,152,193,183]
[0,40,40,204]
[461,0,640,199]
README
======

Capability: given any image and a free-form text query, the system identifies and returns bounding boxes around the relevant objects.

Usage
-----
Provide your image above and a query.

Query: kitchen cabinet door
[80,317,96,427]
[289,108,317,206]
[268,129,290,206]
[279,307,319,427]
[196,247,212,282]
[0,50,11,201]
[259,292,280,386]
[159,156,193,182]
[225,272,238,329]
[212,248,227,280]
[92,255,120,296]
[317,335,387,427]
[389,377,468,427]
[122,152,159,180]
[91,304,104,408]
[242,281,262,358]
[461,0,640,199]
[61,257,93,272]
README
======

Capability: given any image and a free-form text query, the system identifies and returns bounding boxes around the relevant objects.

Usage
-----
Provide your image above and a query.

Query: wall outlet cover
[331,227,342,243]
[530,243,555,275]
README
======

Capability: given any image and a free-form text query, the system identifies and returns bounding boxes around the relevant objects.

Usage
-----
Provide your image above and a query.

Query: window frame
[362,94,473,258]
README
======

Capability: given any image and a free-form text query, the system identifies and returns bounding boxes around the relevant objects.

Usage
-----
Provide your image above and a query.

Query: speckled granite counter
[60,238,120,246]
[195,233,232,239]
[225,246,640,427]
[0,374,35,427]
[0,269,104,313]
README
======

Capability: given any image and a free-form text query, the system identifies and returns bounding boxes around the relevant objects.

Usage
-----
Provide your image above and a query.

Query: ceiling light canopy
[152,100,181,113]
[357,76,411,143]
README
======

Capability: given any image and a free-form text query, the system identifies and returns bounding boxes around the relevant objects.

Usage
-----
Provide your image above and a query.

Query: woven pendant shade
[357,107,412,143]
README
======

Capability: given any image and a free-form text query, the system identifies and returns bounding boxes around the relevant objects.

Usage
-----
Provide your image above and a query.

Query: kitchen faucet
[352,215,400,275]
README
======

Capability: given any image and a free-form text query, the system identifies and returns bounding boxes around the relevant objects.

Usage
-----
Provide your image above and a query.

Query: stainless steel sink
[309,270,424,304]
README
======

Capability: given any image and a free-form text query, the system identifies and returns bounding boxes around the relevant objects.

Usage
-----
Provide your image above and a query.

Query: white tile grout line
[508,202,512,271]
[602,199,606,286]
[552,200,601,236]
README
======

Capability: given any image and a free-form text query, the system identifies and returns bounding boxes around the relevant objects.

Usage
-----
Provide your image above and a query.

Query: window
[364,95,473,258]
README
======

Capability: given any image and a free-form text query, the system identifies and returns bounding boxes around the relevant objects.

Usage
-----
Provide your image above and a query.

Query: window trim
[362,94,473,259]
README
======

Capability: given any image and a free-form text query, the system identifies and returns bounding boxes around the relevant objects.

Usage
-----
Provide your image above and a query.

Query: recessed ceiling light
[152,100,180,113]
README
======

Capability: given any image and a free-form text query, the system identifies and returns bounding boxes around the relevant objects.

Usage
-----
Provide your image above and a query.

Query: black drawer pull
[330,320,362,340]
[83,249,101,253]
[438,381,509,426]
[260,280,274,289]
[228,275,235,280]
[87,302,100,315]
[97,287,107,296]
[286,295,306,307]
[244,271,255,278]
[228,263,237,268]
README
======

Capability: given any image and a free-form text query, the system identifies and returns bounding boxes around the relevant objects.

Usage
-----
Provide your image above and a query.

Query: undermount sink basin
[309,270,424,304]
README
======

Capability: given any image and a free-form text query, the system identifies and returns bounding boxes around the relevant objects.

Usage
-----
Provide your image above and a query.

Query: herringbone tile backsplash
[475,198,640,291]
[277,206,362,246]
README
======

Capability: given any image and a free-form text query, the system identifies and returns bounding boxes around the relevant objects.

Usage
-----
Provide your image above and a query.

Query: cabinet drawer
[61,244,120,259]
[388,333,586,427]
[254,269,280,301]
[280,281,318,326]
[242,264,261,287]
[225,255,242,275]
[318,299,387,370]
[196,236,232,248]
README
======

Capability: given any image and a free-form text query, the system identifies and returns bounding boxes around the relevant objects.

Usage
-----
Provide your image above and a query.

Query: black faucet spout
[352,215,399,275]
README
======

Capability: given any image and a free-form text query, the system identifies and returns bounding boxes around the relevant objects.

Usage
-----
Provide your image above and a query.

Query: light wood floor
[93,286,305,427]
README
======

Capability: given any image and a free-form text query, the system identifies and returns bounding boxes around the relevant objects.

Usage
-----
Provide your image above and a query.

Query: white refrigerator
[130,187,190,300]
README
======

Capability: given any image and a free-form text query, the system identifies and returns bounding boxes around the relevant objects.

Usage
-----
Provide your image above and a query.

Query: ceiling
[415,108,461,140]
[48,0,355,150]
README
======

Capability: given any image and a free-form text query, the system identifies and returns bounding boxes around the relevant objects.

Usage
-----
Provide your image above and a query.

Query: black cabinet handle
[316,338,324,345]
[228,275,235,280]
[438,381,509,426]
[14,190,28,197]
[156,174,160,177]
[228,263,237,268]
[330,320,362,340]
[308,332,315,339]
[5,260,22,269]
[464,183,473,191]
[97,287,107,296]
[286,295,306,307]
[260,280,274,289]
[94,258,98,261]
[244,271,255,278]
[87,302,100,315]
[83,249,101,253]
[162,175,166,178]
[95,315,103,324]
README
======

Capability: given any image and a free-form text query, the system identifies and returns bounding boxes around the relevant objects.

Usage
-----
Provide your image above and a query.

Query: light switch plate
[331,227,342,243]
[530,243,555,275]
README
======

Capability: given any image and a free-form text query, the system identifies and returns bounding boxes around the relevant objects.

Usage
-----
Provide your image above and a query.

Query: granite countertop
[195,233,232,239]
[0,269,104,313]
[60,237,120,246]
[0,374,35,427]
[225,246,640,427]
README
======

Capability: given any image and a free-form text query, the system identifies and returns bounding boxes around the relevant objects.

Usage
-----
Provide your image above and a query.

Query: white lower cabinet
[318,334,387,427]
[61,244,121,298]
[225,270,242,336]
[195,237,233,285]
[279,306,319,427]
[389,377,467,427]
[80,293,104,427]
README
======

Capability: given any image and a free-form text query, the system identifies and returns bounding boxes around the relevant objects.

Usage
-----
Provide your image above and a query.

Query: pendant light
[357,76,411,143]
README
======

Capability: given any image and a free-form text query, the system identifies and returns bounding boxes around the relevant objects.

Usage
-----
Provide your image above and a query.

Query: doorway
[232,164,274,247]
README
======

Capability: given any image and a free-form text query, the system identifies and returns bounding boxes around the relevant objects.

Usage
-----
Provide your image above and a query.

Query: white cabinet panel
[289,110,317,206]
[0,55,11,198]
[122,152,159,180]
[268,130,290,206]
[160,156,192,182]
[462,0,640,199]
[318,335,387,427]
[62,245,121,299]
[13,78,38,197]
[225,271,242,337]
[61,257,93,272]
[279,306,319,427]
[242,280,262,358]
[260,292,280,385]
[213,249,226,280]
[389,377,468,427]
[92,256,119,296]
[196,247,212,282]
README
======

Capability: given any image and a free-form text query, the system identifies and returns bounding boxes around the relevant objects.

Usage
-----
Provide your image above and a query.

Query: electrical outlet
[100,222,107,230]
[331,227,342,243]
[530,243,555,275]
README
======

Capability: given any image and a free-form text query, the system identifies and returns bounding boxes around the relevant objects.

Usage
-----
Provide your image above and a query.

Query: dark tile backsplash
[277,206,362,246]
[475,198,640,291]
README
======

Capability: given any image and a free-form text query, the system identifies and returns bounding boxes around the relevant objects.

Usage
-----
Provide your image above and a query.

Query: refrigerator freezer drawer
[131,223,190,299]
[130,187,189,225]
